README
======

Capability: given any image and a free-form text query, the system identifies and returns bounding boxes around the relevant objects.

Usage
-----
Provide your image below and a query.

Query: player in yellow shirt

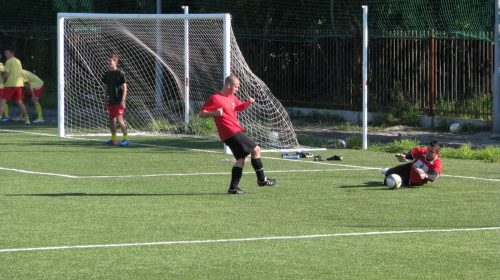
[12,70,45,123]
[0,54,8,122]
[0,48,30,125]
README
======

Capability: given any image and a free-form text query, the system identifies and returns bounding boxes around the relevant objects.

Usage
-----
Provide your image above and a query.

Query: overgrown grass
[351,137,500,162]
[439,145,500,162]
[297,134,329,147]
[369,138,420,153]
[434,93,493,120]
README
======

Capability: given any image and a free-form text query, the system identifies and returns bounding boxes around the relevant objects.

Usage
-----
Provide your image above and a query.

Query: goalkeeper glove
[415,168,427,180]
[395,153,408,162]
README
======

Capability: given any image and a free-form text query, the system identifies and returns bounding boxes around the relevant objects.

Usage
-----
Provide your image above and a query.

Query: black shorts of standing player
[224,131,257,160]
[385,163,412,186]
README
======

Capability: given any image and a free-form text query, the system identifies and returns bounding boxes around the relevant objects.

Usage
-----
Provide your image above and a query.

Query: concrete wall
[287,107,491,129]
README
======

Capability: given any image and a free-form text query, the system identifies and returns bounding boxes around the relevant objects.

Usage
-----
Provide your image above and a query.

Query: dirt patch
[15,108,499,148]
[293,125,500,149]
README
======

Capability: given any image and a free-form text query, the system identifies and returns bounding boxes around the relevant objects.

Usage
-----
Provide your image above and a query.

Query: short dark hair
[5,47,14,54]
[429,140,441,151]
[109,53,119,62]
[224,74,239,86]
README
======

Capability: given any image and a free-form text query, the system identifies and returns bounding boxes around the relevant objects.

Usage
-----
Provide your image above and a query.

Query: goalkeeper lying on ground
[381,140,443,186]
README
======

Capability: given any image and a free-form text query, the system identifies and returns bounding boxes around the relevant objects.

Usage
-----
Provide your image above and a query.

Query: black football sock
[251,158,265,182]
[229,166,243,190]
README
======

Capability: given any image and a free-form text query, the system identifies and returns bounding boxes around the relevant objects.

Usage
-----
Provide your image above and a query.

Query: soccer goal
[57,12,304,150]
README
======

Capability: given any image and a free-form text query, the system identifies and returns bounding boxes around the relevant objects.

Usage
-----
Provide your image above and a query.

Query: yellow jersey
[22,70,44,90]
[5,57,23,87]
[0,63,4,89]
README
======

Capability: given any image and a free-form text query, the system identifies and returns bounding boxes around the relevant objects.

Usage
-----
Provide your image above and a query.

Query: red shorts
[107,104,125,118]
[1,87,23,101]
[25,84,45,98]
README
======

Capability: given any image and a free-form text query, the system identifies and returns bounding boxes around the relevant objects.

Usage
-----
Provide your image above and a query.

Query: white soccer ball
[337,139,347,148]
[385,174,402,189]
[450,123,460,133]
[268,131,279,142]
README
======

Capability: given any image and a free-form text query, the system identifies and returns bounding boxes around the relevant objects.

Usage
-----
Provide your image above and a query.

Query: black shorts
[386,162,412,186]
[224,131,257,160]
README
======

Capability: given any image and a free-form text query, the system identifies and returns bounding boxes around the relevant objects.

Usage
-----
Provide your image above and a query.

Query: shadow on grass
[2,137,224,151]
[1,121,223,150]
[340,181,418,190]
[340,180,387,190]
[5,192,233,197]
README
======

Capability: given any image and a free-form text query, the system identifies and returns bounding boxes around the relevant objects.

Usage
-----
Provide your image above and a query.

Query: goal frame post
[57,12,231,137]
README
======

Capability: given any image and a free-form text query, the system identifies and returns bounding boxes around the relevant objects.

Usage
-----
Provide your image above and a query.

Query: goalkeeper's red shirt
[409,147,443,185]
[201,92,249,141]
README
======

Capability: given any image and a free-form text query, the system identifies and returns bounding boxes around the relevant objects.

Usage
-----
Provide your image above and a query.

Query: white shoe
[33,118,44,123]
[381,168,389,175]
[12,117,23,121]
[25,121,31,125]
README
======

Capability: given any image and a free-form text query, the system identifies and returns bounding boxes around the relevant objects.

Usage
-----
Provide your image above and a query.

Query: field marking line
[0,129,61,137]
[439,174,500,182]
[0,129,221,154]
[3,164,499,182]
[0,167,80,178]
[0,166,369,179]
[2,129,500,182]
[2,227,499,253]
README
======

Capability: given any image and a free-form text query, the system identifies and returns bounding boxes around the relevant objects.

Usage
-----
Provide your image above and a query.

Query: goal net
[57,13,301,150]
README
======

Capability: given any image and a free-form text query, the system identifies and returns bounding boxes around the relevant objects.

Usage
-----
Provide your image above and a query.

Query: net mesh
[62,16,299,149]
[3,0,495,42]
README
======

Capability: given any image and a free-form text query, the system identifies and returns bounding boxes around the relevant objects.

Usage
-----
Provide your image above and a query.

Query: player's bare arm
[25,81,36,101]
[120,83,127,109]
[199,108,223,118]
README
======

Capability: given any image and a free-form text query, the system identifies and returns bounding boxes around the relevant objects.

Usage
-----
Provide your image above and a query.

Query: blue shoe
[0,117,10,122]
[103,140,119,145]
[120,140,130,146]
[281,153,300,159]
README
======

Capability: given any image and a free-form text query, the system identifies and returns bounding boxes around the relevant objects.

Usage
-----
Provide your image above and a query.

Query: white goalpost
[362,6,369,150]
[57,12,305,151]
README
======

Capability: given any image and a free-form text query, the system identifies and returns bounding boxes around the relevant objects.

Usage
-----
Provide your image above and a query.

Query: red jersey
[200,92,249,141]
[409,147,443,185]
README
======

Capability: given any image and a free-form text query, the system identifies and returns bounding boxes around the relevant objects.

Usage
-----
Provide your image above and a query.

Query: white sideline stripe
[0,167,369,179]
[2,227,499,253]
[440,174,500,182]
[75,168,370,178]
[0,167,79,178]
[3,165,500,182]
[0,129,60,137]
[2,129,500,182]
[0,129,221,154]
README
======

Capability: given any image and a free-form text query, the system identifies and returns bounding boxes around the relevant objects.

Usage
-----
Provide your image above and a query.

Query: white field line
[0,129,221,154]
[2,163,499,182]
[0,167,80,178]
[0,167,369,179]
[2,129,500,182]
[1,227,499,253]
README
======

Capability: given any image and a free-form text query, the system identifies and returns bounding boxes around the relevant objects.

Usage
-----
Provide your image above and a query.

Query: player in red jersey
[199,75,277,194]
[381,140,443,186]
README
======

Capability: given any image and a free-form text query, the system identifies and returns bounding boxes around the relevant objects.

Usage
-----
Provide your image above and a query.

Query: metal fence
[2,30,494,119]
[236,30,494,119]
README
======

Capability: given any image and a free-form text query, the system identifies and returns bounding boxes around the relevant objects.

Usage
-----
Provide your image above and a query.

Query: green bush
[187,116,217,136]
[297,135,328,147]
[369,138,420,153]
[439,146,500,162]
[346,135,363,149]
